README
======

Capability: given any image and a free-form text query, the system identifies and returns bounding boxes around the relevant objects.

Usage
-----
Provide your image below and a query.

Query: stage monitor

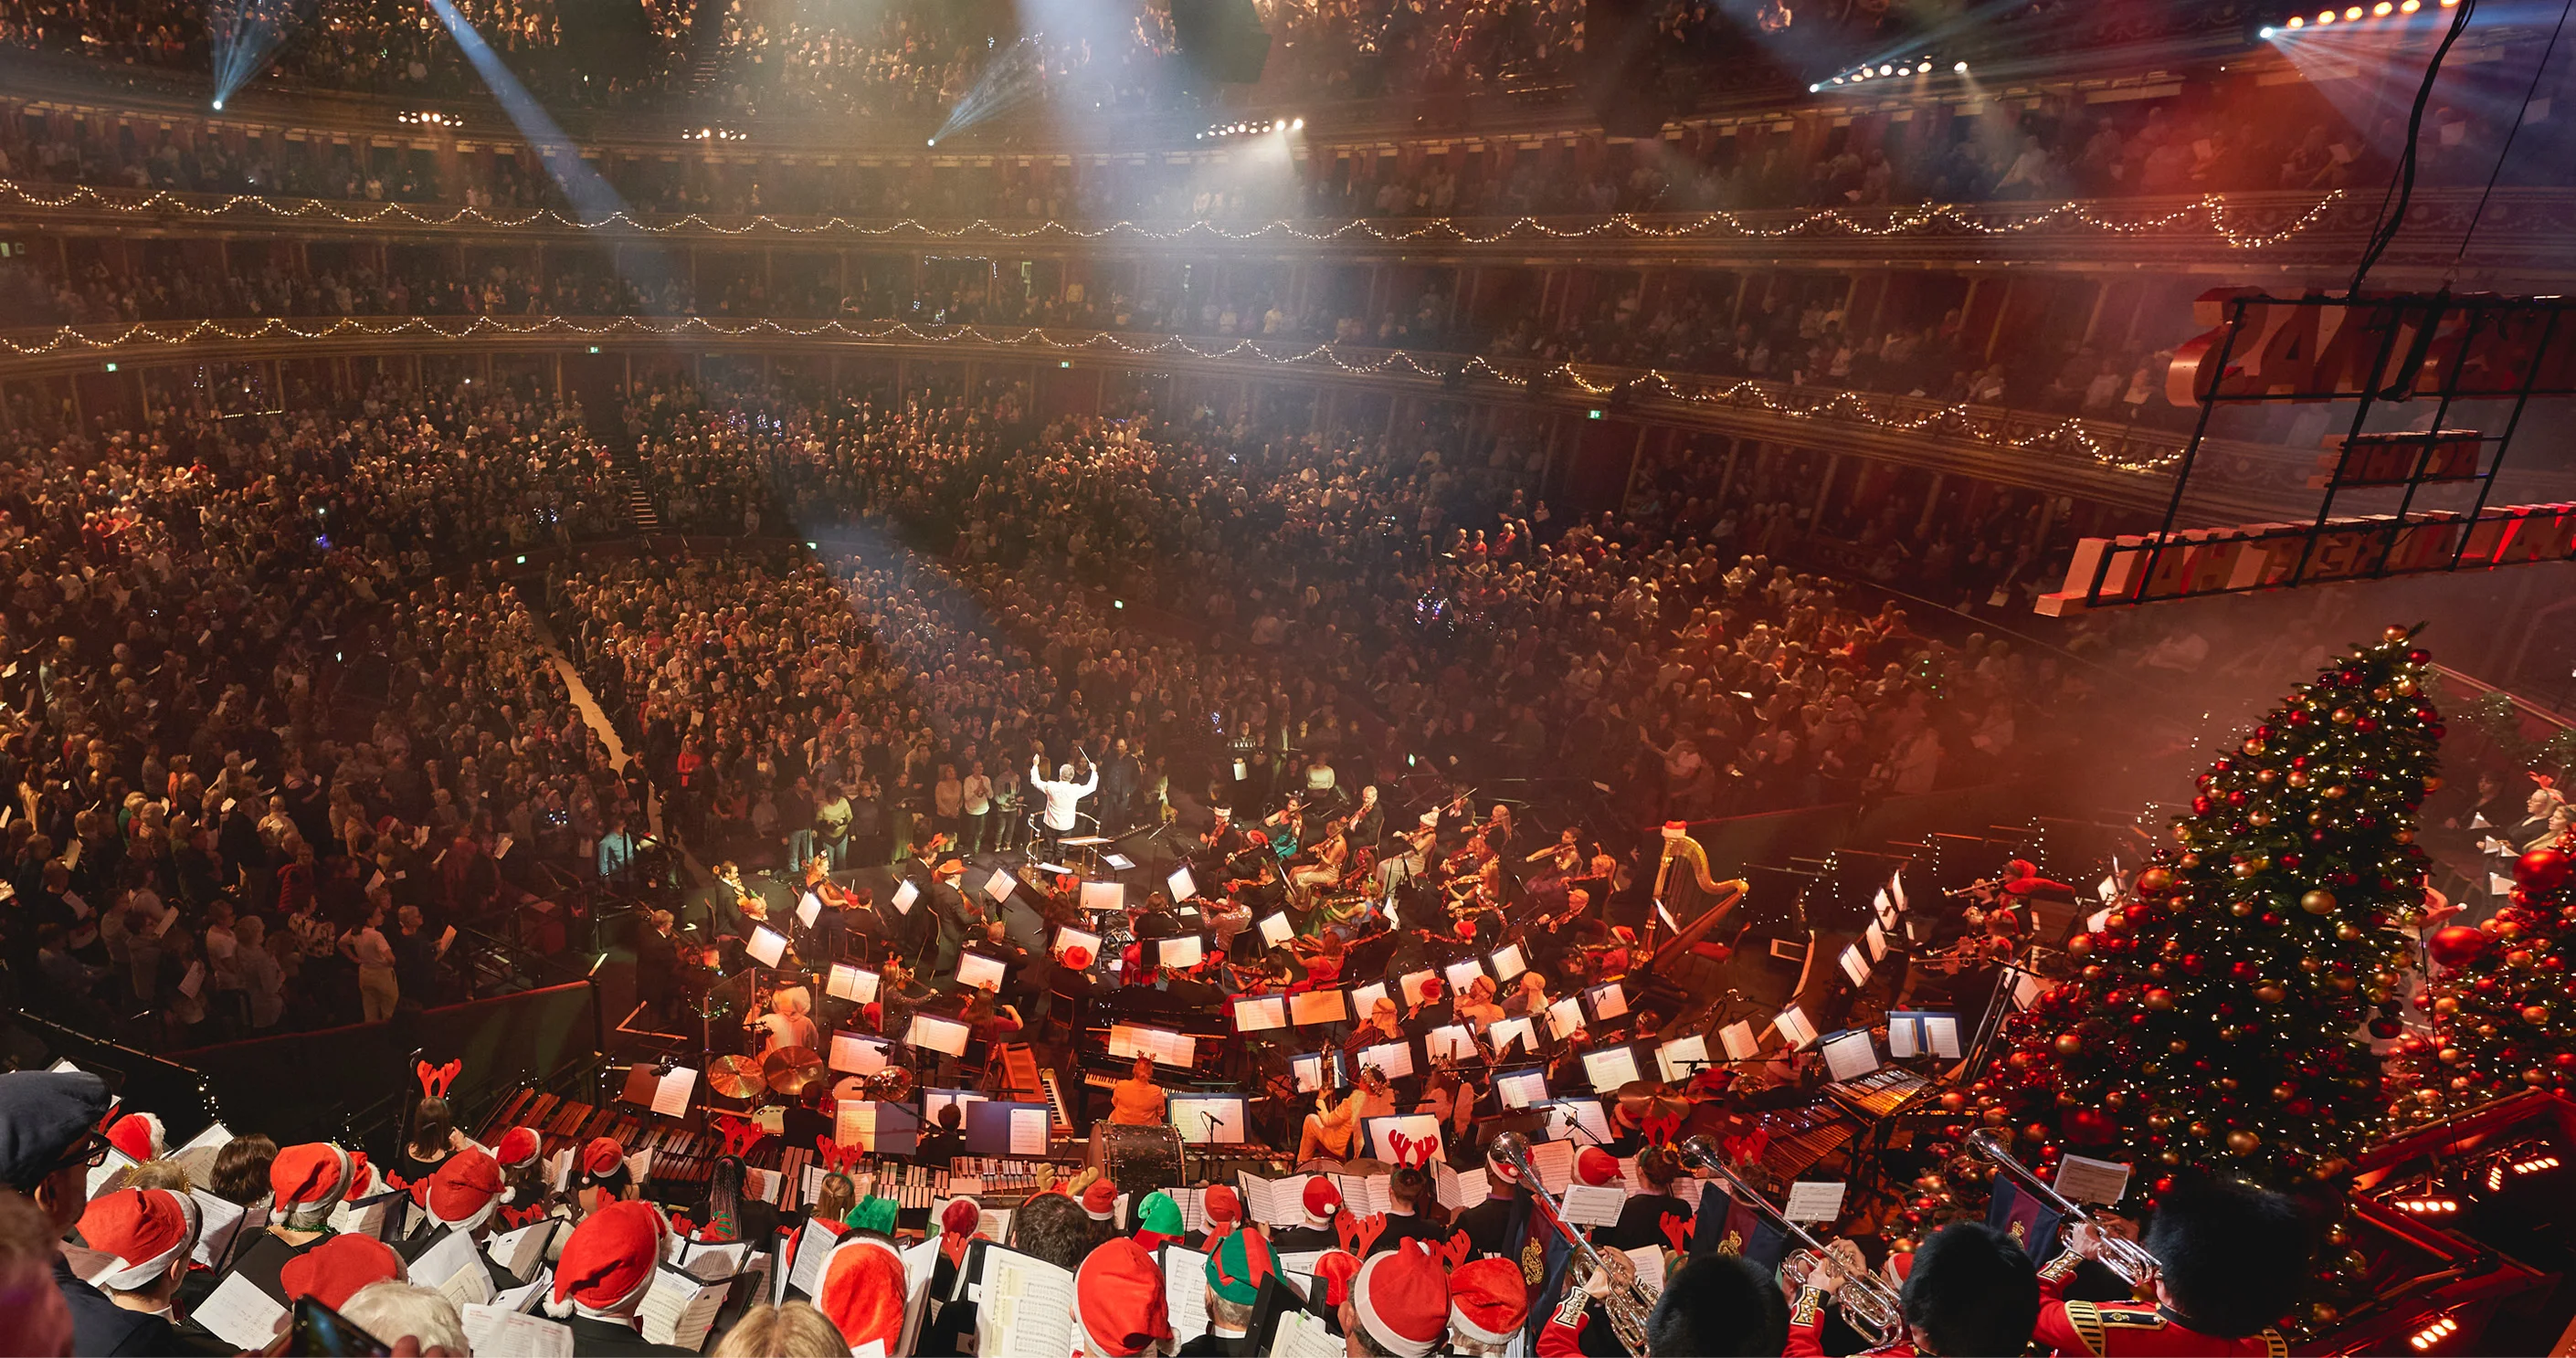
[1169,1095,1249,1145]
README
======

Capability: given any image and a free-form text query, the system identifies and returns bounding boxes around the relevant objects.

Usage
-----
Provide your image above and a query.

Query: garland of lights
[1,313,2189,474]
[0,177,2349,248]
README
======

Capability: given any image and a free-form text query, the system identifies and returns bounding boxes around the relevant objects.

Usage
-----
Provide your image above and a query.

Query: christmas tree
[1966,626,2443,1200]
[2395,836,2576,1123]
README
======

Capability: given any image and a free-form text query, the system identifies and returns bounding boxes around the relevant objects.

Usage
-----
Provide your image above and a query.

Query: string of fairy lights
[0,313,2189,474]
[0,177,2351,249]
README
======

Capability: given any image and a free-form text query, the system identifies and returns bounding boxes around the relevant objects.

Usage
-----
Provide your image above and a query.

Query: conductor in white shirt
[1029,746,1098,858]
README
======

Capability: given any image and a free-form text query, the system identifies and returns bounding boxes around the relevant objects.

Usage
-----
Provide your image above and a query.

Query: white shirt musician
[1029,754,1098,835]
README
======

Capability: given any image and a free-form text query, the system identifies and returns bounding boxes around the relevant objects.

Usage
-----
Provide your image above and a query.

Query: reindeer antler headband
[415,1058,462,1100]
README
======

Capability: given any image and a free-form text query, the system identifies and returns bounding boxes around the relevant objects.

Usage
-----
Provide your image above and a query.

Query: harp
[1649,820,1747,969]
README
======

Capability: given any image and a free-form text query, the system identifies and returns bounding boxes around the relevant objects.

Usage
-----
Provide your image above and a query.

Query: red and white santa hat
[577,1135,630,1184]
[1077,1237,1172,1358]
[1082,1178,1119,1222]
[491,1127,541,1171]
[547,1199,669,1319]
[1351,1241,1451,1358]
[1448,1257,1530,1347]
[280,1235,406,1311]
[1483,1140,1525,1187]
[1311,1249,1361,1307]
[1303,1175,1344,1226]
[418,1147,505,1234]
[1576,1147,1622,1188]
[76,1187,201,1291]
[270,1143,355,1229]
[1201,1184,1242,1237]
[103,1112,165,1164]
[816,1235,907,1355]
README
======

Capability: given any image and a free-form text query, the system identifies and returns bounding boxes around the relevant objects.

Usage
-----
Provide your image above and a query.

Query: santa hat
[547,1199,669,1319]
[1303,1175,1344,1226]
[939,1198,980,1267]
[1576,1147,1622,1188]
[492,1127,541,1170]
[1077,1237,1173,1358]
[419,1147,504,1234]
[1420,976,1446,1002]
[76,1187,200,1291]
[1201,1184,1242,1237]
[280,1235,406,1311]
[1312,1249,1361,1308]
[1453,920,1477,942]
[577,1136,629,1185]
[1352,1241,1450,1358]
[1082,1178,1119,1222]
[1207,1226,1274,1307]
[1484,1141,1525,1187]
[270,1143,355,1229]
[104,1112,165,1164]
[1448,1258,1531,1348]
[815,1235,906,1355]
[344,1152,380,1199]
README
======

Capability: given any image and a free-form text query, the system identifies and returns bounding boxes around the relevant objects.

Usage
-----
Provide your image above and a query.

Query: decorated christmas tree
[1965,626,2443,1201]
[2393,836,2576,1124]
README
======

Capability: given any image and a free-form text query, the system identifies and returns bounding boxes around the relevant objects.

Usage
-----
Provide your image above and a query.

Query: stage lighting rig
[1811,57,1954,91]
[1197,117,1303,140]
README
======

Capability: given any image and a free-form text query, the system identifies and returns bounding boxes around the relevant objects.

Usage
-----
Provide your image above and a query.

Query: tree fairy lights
[1970,626,2441,1202]
[2395,836,2576,1121]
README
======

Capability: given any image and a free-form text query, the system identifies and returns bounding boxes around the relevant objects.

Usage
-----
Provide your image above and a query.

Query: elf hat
[546,1199,668,1319]
[1448,1257,1530,1347]
[1077,1237,1173,1358]
[1351,1240,1450,1358]
[76,1187,200,1291]
[1135,1190,1185,1237]
[1206,1226,1275,1308]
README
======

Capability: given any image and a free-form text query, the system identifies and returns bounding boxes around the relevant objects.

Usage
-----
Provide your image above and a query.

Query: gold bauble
[2226,1130,2260,1154]
[2302,890,2338,914]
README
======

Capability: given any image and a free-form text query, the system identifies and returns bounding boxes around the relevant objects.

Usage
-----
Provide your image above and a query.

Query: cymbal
[830,1075,871,1104]
[707,1056,765,1101]
[762,1046,825,1094]
[1615,1079,1692,1121]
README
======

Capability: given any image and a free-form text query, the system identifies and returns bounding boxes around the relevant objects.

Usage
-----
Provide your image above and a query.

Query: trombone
[1965,1130,2160,1289]
[1489,1132,1656,1357]
[1673,1135,1905,1348]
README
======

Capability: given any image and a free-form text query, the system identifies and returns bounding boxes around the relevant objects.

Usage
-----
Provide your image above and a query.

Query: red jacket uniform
[2032,1247,2287,1357]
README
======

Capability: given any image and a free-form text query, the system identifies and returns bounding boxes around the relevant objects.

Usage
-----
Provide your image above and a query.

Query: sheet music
[1656,1034,1710,1083]
[1547,995,1587,1040]
[1232,995,1288,1032]
[417,1226,496,1308]
[1443,959,1486,994]
[1526,1139,1577,1194]
[1161,1245,1211,1344]
[1494,1069,1548,1108]
[87,1145,138,1199]
[1625,1246,1668,1293]
[797,892,823,928]
[1774,1005,1819,1050]
[746,927,787,967]
[890,879,919,914]
[1557,1184,1627,1227]
[1398,969,1440,1005]
[1053,926,1102,963]
[908,1014,971,1058]
[828,963,882,1004]
[1350,981,1390,1016]
[462,1305,575,1358]
[1329,1173,1391,1216]
[923,1089,988,1127]
[1292,1052,1326,1092]
[1839,944,1871,987]
[1080,882,1124,913]
[1487,1016,1537,1058]
[1272,1308,1346,1358]
[675,1239,747,1281]
[1009,1108,1050,1155]
[898,1236,942,1356]
[187,1190,248,1269]
[1108,1024,1196,1068]
[831,1032,891,1075]
[1864,920,1889,960]
[1426,1025,1478,1063]
[1587,983,1628,1020]
[1159,934,1204,969]
[984,868,1017,903]
[1364,1113,1444,1163]
[1237,1172,1316,1228]
[650,1067,697,1118]
[1924,1014,1962,1059]
[1539,1100,1613,1146]
[1259,911,1293,948]
[1166,866,1197,901]
[1719,1020,1758,1061]
[974,1246,1078,1358]
[639,1266,727,1351]
[2053,1153,2134,1205]
[1821,1031,1879,1082]
[489,1222,554,1281]
[1783,1181,1848,1224]
[1887,1016,1920,1059]
[194,1272,288,1350]
[956,953,1006,992]
[1435,1164,1490,1209]
[1290,989,1347,1026]
[1580,1046,1641,1090]
[787,1225,835,1299]
[1489,944,1526,982]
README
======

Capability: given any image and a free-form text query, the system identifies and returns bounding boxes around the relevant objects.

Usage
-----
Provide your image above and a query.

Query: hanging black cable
[2348,0,2481,297]
[2447,0,2574,276]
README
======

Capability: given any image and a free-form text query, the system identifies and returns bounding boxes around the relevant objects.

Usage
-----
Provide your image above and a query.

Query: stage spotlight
[1292,117,1304,129]
[2262,24,2275,34]
[211,98,225,111]
[927,138,937,146]
[2373,3,2391,13]
[1879,63,1894,74]
[1954,60,1969,70]
[2401,0,2418,11]
[2287,14,2304,23]
[2317,9,2335,21]
[2345,6,2361,16]
[1810,82,1821,90]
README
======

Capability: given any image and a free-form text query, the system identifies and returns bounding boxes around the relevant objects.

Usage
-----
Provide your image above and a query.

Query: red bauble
[2516,848,2573,895]
[2064,1108,2118,1146]
[2429,925,2491,968]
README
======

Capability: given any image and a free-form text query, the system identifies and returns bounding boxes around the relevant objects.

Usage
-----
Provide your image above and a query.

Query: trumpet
[1966,1130,2160,1290]
[1489,1132,1656,1357]
[1673,1135,1905,1348]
